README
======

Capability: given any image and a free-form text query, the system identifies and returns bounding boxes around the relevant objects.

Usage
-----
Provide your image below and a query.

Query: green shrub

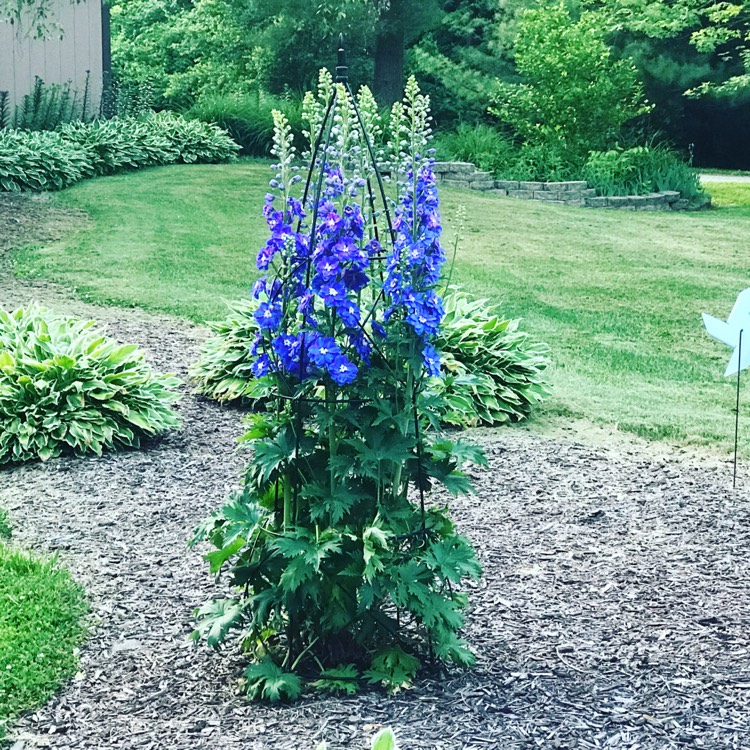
[58,119,154,176]
[429,291,550,427]
[583,144,704,199]
[0,113,238,192]
[186,93,303,156]
[190,299,267,403]
[191,291,549,427]
[434,123,518,176]
[490,2,650,172]
[142,111,241,163]
[0,304,180,465]
[0,129,91,191]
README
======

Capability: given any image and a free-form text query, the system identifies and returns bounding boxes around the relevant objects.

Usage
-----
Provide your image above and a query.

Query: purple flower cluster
[383,163,446,376]
[249,158,446,387]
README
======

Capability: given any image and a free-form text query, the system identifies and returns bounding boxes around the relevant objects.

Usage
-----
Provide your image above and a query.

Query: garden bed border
[433,161,708,211]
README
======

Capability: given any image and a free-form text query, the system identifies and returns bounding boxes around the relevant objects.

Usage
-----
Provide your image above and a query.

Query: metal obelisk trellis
[279,36,429,531]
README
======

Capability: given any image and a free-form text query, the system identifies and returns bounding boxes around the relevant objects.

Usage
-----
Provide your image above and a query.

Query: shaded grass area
[13,166,750,453]
[0,536,87,739]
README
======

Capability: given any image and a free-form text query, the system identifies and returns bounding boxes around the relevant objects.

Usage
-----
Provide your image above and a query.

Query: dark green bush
[0,113,239,192]
[191,291,550,427]
[186,93,303,155]
[0,304,180,465]
[583,144,704,199]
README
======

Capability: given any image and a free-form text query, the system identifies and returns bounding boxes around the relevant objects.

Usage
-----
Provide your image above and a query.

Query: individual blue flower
[422,345,441,377]
[316,257,340,279]
[315,279,347,306]
[272,333,303,373]
[336,299,361,329]
[251,354,272,377]
[255,301,282,331]
[329,355,358,385]
[309,336,341,367]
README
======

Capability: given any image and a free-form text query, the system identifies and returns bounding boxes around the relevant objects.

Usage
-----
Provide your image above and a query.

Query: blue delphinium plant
[192,72,485,701]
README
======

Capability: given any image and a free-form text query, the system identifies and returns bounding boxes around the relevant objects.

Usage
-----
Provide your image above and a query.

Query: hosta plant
[192,73,484,701]
[430,291,550,427]
[0,305,180,465]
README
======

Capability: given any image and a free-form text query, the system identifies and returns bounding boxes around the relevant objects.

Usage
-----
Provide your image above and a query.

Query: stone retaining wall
[432,161,703,211]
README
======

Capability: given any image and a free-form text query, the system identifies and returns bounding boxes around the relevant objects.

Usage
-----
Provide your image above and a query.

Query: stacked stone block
[432,161,706,211]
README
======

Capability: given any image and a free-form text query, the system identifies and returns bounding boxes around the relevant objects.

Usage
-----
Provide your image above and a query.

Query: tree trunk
[373,24,405,106]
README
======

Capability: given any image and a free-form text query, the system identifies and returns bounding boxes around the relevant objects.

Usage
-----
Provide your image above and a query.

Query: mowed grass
[13,165,750,453]
[0,535,87,738]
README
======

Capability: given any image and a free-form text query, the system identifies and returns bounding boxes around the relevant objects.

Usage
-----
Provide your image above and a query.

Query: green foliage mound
[0,113,239,192]
[190,291,549,426]
[0,545,87,739]
[583,144,705,199]
[0,129,91,191]
[491,1,650,175]
[435,124,518,177]
[190,299,264,403]
[433,292,550,427]
[187,94,304,156]
[0,305,180,465]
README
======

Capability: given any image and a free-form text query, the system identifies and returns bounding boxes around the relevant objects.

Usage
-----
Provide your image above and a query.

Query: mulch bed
[2,198,749,749]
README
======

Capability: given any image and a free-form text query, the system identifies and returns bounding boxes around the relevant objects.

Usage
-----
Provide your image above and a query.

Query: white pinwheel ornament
[703,288,750,377]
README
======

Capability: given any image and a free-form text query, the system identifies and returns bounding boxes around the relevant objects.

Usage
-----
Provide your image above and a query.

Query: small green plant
[0,304,180,465]
[0,545,87,739]
[583,144,705,199]
[0,509,11,541]
[317,728,398,750]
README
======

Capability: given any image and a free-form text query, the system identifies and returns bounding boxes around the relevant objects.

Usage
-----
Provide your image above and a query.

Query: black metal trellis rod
[734,328,743,489]
[279,36,428,530]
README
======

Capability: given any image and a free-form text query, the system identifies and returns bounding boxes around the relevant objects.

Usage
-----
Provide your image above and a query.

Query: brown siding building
[0,0,110,115]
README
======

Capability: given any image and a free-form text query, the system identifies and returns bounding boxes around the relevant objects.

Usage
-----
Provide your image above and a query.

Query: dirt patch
[0,193,89,255]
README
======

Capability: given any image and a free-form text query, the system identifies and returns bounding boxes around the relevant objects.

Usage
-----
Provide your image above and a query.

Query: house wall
[0,0,105,116]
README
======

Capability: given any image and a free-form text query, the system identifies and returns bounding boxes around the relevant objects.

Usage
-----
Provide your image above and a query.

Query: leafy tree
[408,0,524,125]
[588,0,750,99]
[491,2,651,164]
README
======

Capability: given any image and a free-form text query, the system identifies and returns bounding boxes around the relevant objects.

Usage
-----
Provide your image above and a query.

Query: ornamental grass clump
[192,72,485,700]
[0,305,180,465]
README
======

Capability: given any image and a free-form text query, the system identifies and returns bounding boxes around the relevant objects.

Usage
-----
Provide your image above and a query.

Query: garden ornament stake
[703,288,750,487]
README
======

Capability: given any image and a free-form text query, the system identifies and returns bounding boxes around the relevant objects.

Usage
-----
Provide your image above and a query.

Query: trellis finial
[336,34,348,83]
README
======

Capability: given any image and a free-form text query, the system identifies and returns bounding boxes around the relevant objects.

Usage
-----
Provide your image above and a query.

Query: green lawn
[13,165,750,453]
[0,533,87,739]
